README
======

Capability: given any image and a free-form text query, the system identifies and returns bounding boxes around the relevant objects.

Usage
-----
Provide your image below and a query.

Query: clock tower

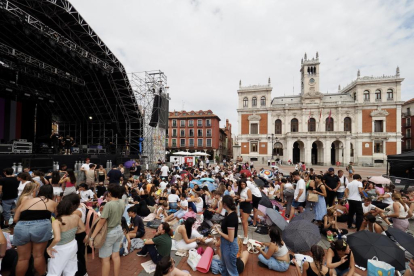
[300,52,320,95]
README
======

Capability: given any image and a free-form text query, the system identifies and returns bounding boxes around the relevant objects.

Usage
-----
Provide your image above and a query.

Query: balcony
[405,122,412,128]
[206,133,212,137]
[172,124,177,128]
[172,134,177,138]
[197,124,203,127]
[406,134,412,139]
[206,123,211,127]
[189,134,194,137]
[371,132,389,139]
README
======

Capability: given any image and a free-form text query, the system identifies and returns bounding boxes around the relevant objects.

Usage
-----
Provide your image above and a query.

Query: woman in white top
[237,180,252,245]
[386,192,411,231]
[362,214,386,235]
[173,217,205,250]
[373,185,393,209]
[188,192,204,213]
[17,172,32,197]
[257,225,290,272]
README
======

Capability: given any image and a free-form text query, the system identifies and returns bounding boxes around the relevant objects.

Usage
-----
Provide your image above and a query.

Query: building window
[206,129,212,137]
[251,142,258,152]
[374,120,384,132]
[364,90,370,101]
[275,119,282,134]
[172,139,177,147]
[387,89,393,100]
[172,119,177,127]
[291,118,298,132]
[188,120,194,127]
[407,117,411,127]
[189,129,194,137]
[180,139,186,147]
[197,139,203,147]
[353,92,356,101]
[197,129,203,137]
[374,141,383,153]
[326,117,334,131]
[206,119,211,127]
[243,97,248,107]
[274,142,283,156]
[407,129,412,139]
[375,89,381,101]
[252,97,257,107]
[197,119,203,127]
[407,139,412,150]
[308,118,316,132]
[250,123,259,134]
[189,138,194,147]
[180,129,185,137]
[206,139,212,147]
[180,120,185,127]
[261,96,266,106]
[344,117,352,132]
[172,129,177,137]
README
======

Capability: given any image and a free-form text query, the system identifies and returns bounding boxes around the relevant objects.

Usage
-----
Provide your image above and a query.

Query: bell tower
[300,52,320,95]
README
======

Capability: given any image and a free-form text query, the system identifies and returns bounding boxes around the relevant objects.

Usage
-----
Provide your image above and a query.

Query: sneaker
[136,251,148,257]
[243,237,248,245]
[348,226,356,229]
[238,217,241,224]
[249,224,257,229]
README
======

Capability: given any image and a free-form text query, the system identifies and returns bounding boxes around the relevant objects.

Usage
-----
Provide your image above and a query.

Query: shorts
[348,170,353,174]
[236,258,245,274]
[99,225,124,258]
[169,202,178,209]
[53,186,63,196]
[336,192,345,200]
[291,200,305,208]
[63,186,76,197]
[135,231,145,239]
[252,195,261,209]
[240,202,253,214]
[174,209,187,219]
[14,219,52,246]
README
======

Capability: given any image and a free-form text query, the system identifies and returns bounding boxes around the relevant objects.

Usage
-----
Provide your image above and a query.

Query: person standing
[160,163,169,178]
[337,170,348,201]
[0,168,19,228]
[107,165,122,184]
[290,171,306,219]
[85,164,97,191]
[346,162,354,179]
[50,131,61,154]
[323,168,340,207]
[80,158,91,182]
[344,174,364,230]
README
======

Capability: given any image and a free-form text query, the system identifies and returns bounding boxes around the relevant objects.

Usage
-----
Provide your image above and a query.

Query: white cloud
[70,0,414,134]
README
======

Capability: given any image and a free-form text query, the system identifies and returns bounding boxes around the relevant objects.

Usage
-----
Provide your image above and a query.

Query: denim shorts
[292,200,305,208]
[99,225,124,258]
[14,219,52,246]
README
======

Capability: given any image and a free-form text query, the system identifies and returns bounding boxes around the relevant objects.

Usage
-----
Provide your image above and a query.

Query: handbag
[307,192,319,202]
[89,218,107,249]
[367,257,395,276]
[187,249,202,271]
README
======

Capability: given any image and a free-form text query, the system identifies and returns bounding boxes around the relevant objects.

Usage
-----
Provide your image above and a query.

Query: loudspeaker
[149,93,161,127]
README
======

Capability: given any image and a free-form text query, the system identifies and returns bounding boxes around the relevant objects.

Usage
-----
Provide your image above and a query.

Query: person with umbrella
[257,226,290,272]
[236,179,253,245]
[326,240,356,276]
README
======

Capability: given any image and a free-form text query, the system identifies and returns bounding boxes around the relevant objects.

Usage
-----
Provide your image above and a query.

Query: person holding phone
[326,240,356,276]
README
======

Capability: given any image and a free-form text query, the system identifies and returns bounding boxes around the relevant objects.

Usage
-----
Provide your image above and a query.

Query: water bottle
[74,161,78,171]
[12,162,17,174]
[56,161,59,171]
[106,160,110,171]
[17,163,23,173]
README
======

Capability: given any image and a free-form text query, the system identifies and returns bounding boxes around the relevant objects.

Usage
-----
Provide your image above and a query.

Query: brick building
[237,52,404,166]
[402,98,414,151]
[167,110,231,160]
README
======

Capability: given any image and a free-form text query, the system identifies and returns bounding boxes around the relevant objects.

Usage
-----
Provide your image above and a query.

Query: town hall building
[236,53,404,166]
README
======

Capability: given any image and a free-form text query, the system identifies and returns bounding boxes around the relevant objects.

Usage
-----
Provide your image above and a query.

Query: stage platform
[0,153,140,172]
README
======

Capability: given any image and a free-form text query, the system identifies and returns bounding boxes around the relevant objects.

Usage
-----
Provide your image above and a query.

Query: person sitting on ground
[362,197,391,225]
[167,189,180,210]
[173,217,206,250]
[137,222,173,264]
[187,191,204,213]
[361,214,386,235]
[154,256,191,276]
[155,201,169,221]
[302,245,333,276]
[165,193,188,222]
[326,239,357,276]
[127,207,145,239]
[332,199,349,223]
[321,209,348,238]
[78,183,97,203]
[386,192,412,232]
[257,225,290,272]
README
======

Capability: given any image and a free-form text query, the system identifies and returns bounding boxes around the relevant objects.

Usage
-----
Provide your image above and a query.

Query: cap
[328,167,334,172]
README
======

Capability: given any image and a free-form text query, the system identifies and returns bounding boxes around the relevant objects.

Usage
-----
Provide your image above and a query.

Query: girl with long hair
[59,168,77,196]
[312,175,327,221]
[17,172,32,197]
[303,245,333,276]
[51,171,63,202]
[15,182,39,211]
[236,179,252,245]
[46,199,85,275]
[386,192,412,231]
[257,225,290,272]
[326,240,356,276]
[173,217,206,250]
[154,256,190,276]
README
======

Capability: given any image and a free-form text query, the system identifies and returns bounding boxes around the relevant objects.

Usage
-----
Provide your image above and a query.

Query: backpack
[88,216,107,249]
[84,205,99,236]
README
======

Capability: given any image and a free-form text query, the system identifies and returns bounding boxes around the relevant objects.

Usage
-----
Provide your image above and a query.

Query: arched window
[291,118,298,132]
[275,119,282,134]
[274,142,283,156]
[252,97,257,107]
[387,89,393,100]
[364,90,370,101]
[261,96,266,106]
[243,97,248,107]
[308,118,316,132]
[326,117,334,131]
[344,117,352,132]
[375,89,381,100]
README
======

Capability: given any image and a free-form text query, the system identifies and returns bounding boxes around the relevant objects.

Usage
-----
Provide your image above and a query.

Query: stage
[0,153,140,172]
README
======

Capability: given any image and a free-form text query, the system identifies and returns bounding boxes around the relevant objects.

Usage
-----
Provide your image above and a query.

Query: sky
[70,0,414,135]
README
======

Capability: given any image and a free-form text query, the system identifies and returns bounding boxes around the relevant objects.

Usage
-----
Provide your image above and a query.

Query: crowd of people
[0,157,413,276]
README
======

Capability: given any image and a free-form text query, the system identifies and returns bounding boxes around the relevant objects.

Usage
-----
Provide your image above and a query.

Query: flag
[308,110,311,123]
[328,110,332,123]
[319,109,322,119]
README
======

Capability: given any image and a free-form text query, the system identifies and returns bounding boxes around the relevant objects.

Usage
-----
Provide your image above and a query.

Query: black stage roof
[0,0,141,151]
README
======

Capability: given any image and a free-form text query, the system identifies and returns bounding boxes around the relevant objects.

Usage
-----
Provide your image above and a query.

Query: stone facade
[237,53,404,167]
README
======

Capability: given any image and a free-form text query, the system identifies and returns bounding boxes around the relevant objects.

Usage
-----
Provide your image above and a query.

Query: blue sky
[70,0,414,135]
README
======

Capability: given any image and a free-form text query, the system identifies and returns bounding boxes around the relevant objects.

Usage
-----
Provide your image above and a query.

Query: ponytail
[393,192,408,212]
[311,245,325,276]
[161,222,173,236]
[154,256,173,276]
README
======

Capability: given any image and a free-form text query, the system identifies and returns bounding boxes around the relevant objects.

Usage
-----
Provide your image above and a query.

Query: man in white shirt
[345,174,364,230]
[80,158,91,181]
[337,170,348,200]
[78,183,96,203]
[159,179,168,191]
[160,163,169,178]
[291,171,306,219]
[205,158,210,168]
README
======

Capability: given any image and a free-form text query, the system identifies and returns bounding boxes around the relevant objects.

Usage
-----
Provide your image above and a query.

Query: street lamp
[267,134,275,160]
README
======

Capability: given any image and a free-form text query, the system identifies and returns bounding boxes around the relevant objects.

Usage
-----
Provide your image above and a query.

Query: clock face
[309,78,315,84]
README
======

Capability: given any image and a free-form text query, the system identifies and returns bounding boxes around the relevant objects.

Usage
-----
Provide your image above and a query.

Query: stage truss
[129,71,169,165]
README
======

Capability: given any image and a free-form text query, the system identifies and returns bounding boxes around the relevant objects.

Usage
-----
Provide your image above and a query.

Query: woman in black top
[326,240,355,276]
[213,195,239,276]
[303,245,333,276]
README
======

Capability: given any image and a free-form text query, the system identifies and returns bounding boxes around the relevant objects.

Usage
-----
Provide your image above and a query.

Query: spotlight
[89,116,93,120]
[38,97,44,100]
[24,93,30,97]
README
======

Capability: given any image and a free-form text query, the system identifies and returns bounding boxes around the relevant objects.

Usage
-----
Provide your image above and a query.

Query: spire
[268,77,271,85]
[239,80,241,88]
[357,69,360,78]
[396,66,400,77]
[316,51,319,59]
[338,85,341,91]
[301,58,303,64]
[304,52,307,60]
